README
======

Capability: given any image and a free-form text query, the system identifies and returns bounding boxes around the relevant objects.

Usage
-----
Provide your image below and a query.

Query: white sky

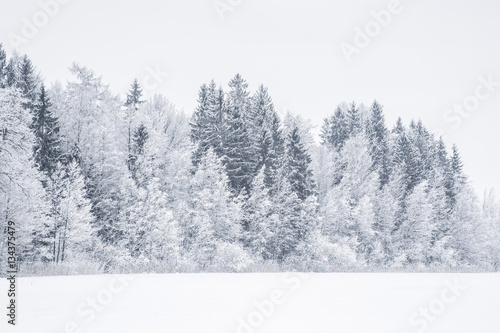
[1,0,499,198]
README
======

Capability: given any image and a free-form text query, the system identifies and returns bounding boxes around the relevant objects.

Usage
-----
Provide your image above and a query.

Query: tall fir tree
[17,55,39,110]
[251,85,283,191]
[366,100,391,187]
[124,79,145,170]
[224,74,255,194]
[0,43,6,88]
[284,126,315,201]
[31,84,62,177]
[347,101,362,135]
[320,106,349,152]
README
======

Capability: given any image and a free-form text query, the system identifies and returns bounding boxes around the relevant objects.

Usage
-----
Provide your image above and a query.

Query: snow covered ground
[1,273,499,333]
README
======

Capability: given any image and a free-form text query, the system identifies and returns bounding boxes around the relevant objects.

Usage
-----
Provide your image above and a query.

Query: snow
[1,273,499,333]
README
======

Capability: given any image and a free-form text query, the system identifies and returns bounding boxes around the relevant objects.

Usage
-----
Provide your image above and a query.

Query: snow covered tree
[320,106,349,152]
[17,55,39,110]
[182,149,250,270]
[124,79,145,170]
[48,161,94,263]
[0,43,6,88]
[56,64,129,245]
[0,87,52,267]
[122,178,180,266]
[31,84,62,177]
[366,101,391,187]
[243,169,275,260]
[393,182,434,267]
[129,123,149,182]
[251,85,283,191]
[190,81,224,166]
[284,126,315,200]
[347,101,362,135]
[224,74,255,194]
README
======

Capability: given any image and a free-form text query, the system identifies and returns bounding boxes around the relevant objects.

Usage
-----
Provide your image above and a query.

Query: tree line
[1,44,499,274]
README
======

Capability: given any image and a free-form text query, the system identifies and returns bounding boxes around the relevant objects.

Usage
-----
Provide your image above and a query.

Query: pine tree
[124,79,145,170]
[347,101,362,135]
[224,74,255,194]
[4,54,18,88]
[394,182,434,267]
[184,149,248,270]
[284,126,315,200]
[32,84,62,177]
[272,180,308,263]
[393,131,421,195]
[448,144,465,210]
[17,55,39,109]
[129,123,149,182]
[0,43,7,88]
[251,85,283,191]
[392,117,404,135]
[190,81,224,167]
[243,169,275,259]
[320,106,349,151]
[366,100,391,186]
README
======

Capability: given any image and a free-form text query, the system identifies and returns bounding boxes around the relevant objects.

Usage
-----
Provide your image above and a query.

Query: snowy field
[1,273,499,333]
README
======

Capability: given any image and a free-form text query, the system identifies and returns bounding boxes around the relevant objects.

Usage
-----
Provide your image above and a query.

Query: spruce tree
[392,117,404,135]
[347,101,362,135]
[320,106,349,151]
[124,79,145,170]
[129,123,149,182]
[5,56,19,88]
[366,100,391,186]
[284,126,315,200]
[0,43,6,88]
[17,55,38,110]
[32,84,62,177]
[224,74,255,194]
[190,81,225,167]
[251,85,283,191]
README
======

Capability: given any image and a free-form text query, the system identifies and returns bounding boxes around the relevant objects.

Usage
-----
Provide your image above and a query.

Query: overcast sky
[1,0,499,198]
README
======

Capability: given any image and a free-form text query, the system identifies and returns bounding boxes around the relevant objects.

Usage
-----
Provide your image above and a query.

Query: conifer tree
[17,55,39,110]
[32,84,62,177]
[320,106,349,151]
[224,74,255,194]
[347,101,362,135]
[0,43,6,88]
[243,169,275,259]
[190,81,225,166]
[125,79,145,170]
[366,101,391,186]
[251,85,283,191]
[5,55,19,88]
[284,126,315,200]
